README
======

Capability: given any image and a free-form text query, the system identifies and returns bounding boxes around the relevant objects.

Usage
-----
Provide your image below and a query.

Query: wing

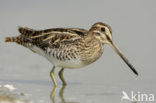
[18,27,88,50]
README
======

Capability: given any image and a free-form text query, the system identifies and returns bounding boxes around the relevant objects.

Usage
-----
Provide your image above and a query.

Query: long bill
[108,41,138,76]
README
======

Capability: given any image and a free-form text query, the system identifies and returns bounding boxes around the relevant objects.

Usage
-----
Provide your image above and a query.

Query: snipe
[5,22,138,86]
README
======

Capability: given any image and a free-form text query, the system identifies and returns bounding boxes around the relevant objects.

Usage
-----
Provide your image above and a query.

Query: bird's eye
[101,27,105,32]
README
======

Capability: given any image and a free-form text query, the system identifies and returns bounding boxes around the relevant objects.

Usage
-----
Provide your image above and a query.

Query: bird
[5,22,138,86]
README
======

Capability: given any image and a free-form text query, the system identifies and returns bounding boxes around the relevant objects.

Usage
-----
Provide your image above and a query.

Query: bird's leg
[50,66,57,87]
[59,68,67,85]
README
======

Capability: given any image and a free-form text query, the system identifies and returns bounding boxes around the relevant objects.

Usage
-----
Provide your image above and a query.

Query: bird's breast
[79,40,104,65]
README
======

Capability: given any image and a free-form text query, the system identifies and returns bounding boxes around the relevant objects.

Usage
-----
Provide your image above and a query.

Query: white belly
[47,56,84,69]
[30,46,86,69]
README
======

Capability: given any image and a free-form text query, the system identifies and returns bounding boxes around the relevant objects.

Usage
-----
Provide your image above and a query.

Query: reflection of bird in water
[51,86,57,103]
[5,22,138,86]
[50,86,78,103]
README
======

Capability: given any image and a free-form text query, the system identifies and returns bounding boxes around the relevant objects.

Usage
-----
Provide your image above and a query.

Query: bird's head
[89,22,113,44]
[89,22,138,76]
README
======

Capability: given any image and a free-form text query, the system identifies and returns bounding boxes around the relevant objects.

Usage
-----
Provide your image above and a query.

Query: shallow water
[0,0,156,103]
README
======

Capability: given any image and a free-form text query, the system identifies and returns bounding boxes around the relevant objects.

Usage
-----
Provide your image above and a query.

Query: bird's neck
[80,33,104,65]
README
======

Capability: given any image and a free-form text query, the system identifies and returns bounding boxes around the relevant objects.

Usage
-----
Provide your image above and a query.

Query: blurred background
[0,0,156,103]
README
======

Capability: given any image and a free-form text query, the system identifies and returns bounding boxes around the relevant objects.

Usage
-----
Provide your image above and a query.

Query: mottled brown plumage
[5,22,138,86]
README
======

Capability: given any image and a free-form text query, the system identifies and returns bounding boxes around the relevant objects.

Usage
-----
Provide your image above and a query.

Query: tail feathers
[5,36,20,42]
[5,36,32,44]
[5,36,34,49]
